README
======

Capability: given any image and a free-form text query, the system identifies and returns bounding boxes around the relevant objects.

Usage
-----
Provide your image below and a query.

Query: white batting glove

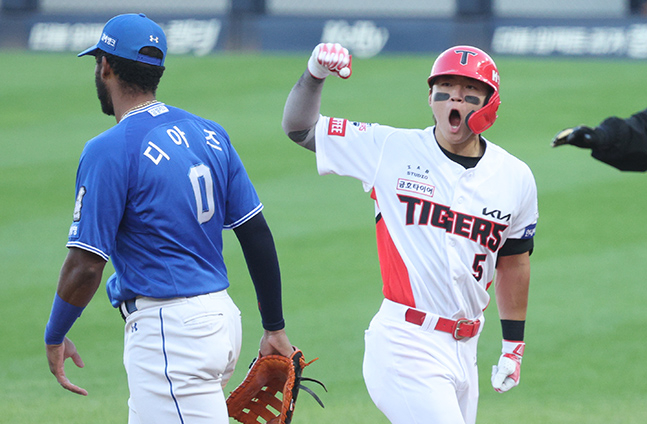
[307,43,352,80]
[491,340,525,393]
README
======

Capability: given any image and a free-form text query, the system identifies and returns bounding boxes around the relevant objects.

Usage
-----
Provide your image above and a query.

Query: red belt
[405,308,481,340]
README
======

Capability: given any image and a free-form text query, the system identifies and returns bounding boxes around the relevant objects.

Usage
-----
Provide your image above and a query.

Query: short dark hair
[96,46,165,95]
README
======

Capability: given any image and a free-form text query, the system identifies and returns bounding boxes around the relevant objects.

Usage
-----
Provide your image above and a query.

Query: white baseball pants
[363,299,482,424]
[122,291,242,424]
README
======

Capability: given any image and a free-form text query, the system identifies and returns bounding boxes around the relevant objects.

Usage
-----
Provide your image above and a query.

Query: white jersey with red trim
[315,116,538,320]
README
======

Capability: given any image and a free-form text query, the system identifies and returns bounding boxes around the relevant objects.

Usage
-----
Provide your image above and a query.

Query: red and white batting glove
[307,43,352,80]
[491,340,525,393]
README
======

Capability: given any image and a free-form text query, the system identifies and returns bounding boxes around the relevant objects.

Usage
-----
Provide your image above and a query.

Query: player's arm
[233,212,293,357]
[551,107,647,171]
[281,43,352,152]
[491,250,530,393]
[282,71,325,152]
[45,247,107,396]
[495,251,529,322]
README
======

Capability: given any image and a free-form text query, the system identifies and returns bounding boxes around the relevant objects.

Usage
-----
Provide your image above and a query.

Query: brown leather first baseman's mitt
[226,349,326,424]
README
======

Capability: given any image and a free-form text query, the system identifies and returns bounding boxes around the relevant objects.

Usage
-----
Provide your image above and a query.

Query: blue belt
[124,299,138,314]
[120,298,138,321]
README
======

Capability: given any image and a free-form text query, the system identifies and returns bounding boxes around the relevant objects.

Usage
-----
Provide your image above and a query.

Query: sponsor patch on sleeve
[351,121,371,132]
[521,223,536,239]
[68,223,79,239]
[327,117,347,136]
[73,186,86,222]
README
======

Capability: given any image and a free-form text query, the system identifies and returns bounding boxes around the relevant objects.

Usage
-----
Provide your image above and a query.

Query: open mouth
[450,109,461,129]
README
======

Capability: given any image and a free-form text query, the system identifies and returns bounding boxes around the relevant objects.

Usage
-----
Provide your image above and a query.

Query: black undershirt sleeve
[498,237,533,257]
[233,212,285,331]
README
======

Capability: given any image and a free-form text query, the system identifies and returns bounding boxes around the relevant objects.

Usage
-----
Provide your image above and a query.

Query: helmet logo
[492,70,500,84]
[454,49,478,65]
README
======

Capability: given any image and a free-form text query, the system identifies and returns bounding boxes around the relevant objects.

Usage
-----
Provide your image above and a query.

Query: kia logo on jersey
[482,207,511,222]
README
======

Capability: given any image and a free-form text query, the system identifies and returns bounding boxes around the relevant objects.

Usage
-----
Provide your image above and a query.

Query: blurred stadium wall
[1,0,647,58]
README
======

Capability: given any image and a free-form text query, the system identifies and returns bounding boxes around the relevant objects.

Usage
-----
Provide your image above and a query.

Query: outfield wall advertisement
[3,13,647,59]
[492,18,647,59]
[26,18,224,56]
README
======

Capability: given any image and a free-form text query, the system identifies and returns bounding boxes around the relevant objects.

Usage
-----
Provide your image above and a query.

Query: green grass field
[2,50,647,423]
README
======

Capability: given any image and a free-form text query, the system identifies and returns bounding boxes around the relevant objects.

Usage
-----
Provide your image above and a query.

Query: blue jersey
[67,102,262,307]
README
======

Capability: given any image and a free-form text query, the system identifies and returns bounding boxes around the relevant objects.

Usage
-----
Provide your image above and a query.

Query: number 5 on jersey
[472,254,487,282]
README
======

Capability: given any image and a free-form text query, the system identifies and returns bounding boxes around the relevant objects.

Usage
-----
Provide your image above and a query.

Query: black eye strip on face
[433,92,450,102]
[465,95,480,105]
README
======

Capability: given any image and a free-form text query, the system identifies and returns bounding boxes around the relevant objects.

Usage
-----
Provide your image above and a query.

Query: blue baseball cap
[78,13,167,66]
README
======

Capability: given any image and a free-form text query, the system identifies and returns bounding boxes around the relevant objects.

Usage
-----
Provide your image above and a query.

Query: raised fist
[307,43,352,80]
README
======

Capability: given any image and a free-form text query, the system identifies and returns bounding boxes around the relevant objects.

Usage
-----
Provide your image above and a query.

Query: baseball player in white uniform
[281,43,538,424]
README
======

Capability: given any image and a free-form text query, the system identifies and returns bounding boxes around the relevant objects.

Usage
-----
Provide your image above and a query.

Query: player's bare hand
[307,43,352,80]
[551,125,598,148]
[259,329,294,357]
[491,340,524,393]
[46,337,88,396]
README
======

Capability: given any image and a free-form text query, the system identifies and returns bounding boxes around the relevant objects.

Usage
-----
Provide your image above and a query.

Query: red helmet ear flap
[465,91,500,134]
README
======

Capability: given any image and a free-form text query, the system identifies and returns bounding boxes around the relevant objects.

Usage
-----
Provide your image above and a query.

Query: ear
[99,56,113,79]
[428,89,433,107]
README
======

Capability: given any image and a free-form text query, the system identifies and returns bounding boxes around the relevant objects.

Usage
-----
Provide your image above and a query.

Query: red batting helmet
[427,46,501,134]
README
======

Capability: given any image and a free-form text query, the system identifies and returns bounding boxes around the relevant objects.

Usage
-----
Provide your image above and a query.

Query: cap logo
[100,32,117,49]
[492,70,500,84]
[78,14,167,66]
[454,49,477,65]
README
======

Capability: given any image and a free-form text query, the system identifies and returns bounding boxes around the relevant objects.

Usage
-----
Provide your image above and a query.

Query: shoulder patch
[328,118,347,137]
[73,186,86,222]
[68,223,79,238]
[351,121,371,132]
[521,223,536,239]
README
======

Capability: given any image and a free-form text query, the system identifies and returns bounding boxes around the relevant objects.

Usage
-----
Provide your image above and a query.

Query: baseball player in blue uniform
[44,14,293,423]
